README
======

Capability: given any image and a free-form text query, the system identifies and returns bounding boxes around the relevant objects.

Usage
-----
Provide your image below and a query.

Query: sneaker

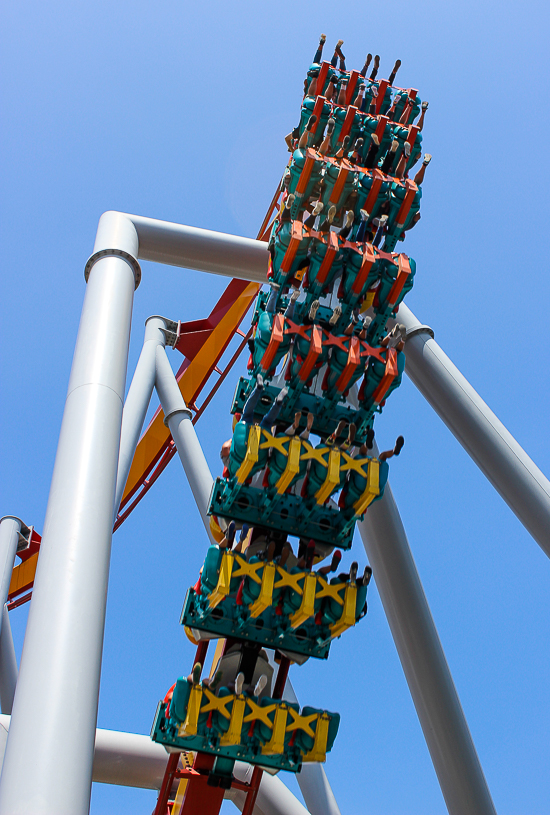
[308,300,320,320]
[329,306,342,326]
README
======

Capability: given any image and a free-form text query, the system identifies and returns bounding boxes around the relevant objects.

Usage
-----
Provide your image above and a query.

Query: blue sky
[2,1,550,813]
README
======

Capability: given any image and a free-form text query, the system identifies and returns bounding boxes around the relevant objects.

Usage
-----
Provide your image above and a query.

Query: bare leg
[413,153,432,186]
[399,97,413,124]
[325,75,338,102]
[330,39,344,68]
[327,419,348,446]
[416,100,429,131]
[379,435,405,460]
[334,135,350,159]
[337,79,348,106]
[298,114,318,149]
[319,118,335,155]
[395,142,411,179]
[300,412,315,440]
[285,411,302,437]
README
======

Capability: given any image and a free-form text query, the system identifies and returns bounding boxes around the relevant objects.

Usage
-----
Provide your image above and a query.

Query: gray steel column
[359,478,496,815]
[0,518,21,622]
[0,221,139,814]
[0,608,17,715]
[396,304,550,557]
[282,680,341,815]
[231,763,311,815]
[154,346,216,544]
[114,316,167,517]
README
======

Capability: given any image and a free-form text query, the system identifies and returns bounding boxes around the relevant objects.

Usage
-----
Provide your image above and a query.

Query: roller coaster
[147,37,428,813]
[1,34,549,815]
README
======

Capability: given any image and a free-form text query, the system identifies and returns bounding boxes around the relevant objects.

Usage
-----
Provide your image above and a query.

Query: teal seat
[201,546,224,594]
[171,678,191,723]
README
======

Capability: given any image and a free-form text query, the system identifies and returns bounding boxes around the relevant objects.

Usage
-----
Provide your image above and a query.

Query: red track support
[179,753,225,815]
[153,752,180,815]
[272,656,291,700]
[241,766,263,815]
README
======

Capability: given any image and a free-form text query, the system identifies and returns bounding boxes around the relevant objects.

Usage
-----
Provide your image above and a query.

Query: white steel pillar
[0,518,21,619]
[0,214,139,815]
[114,316,167,517]
[0,607,17,715]
[359,480,496,815]
[154,345,216,544]
[0,517,21,715]
[396,304,550,557]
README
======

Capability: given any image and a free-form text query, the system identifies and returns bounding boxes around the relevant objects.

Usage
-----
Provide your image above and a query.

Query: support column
[0,517,22,619]
[0,607,17,715]
[114,316,167,516]
[396,303,550,557]
[358,480,496,815]
[0,222,139,814]
[283,679,342,815]
[154,346,216,543]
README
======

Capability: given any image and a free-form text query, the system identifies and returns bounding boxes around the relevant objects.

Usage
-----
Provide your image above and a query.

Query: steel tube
[0,518,21,621]
[0,607,17,715]
[396,303,550,557]
[282,680,341,815]
[231,763,311,815]
[0,718,311,813]
[114,316,167,516]
[154,346,216,543]
[96,212,269,282]
[0,241,138,813]
[359,479,496,815]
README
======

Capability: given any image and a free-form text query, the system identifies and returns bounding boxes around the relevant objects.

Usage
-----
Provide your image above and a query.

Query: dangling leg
[300,412,314,440]
[242,374,265,424]
[327,419,348,446]
[413,154,432,185]
[388,59,402,86]
[330,39,344,68]
[416,100,429,131]
[355,209,370,243]
[266,283,280,314]
[284,288,300,321]
[312,33,326,65]
[260,386,289,429]
[285,412,302,437]
[369,54,380,80]
[336,42,346,71]
[360,53,372,78]
[364,134,380,169]
[317,549,342,576]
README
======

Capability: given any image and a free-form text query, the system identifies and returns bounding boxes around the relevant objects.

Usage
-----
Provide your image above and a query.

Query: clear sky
[2,1,550,813]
